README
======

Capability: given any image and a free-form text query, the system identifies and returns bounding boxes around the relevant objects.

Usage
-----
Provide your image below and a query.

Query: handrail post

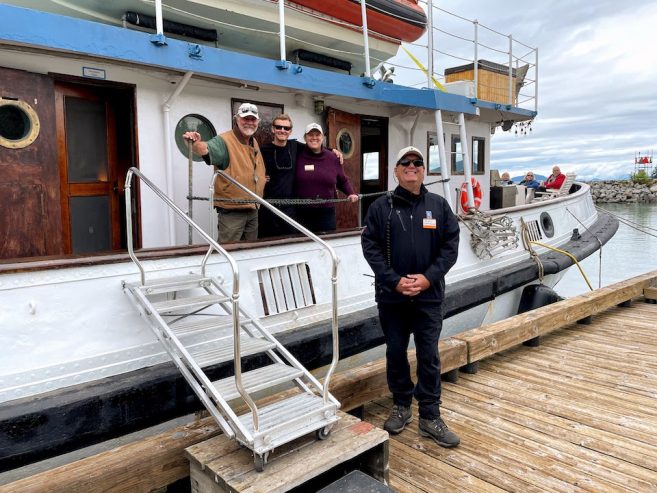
[459,113,474,210]
[434,110,453,210]
[427,0,433,89]
[278,0,286,63]
[473,20,479,99]
[360,0,371,79]
[508,34,513,105]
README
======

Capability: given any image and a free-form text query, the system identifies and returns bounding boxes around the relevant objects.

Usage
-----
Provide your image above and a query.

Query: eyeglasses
[397,159,424,167]
[527,174,534,177]
[273,124,292,131]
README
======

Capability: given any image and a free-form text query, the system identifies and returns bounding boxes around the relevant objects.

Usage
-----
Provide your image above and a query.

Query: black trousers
[258,205,297,238]
[378,302,443,419]
[296,207,336,234]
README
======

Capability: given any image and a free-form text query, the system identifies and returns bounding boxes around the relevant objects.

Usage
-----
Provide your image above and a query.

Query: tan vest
[213,130,266,210]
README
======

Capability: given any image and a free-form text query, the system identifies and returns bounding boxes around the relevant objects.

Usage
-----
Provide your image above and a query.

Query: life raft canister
[459,177,482,213]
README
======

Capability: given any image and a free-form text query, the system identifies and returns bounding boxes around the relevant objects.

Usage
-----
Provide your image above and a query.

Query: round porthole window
[540,212,555,238]
[0,98,40,149]
[174,114,217,162]
[335,128,354,159]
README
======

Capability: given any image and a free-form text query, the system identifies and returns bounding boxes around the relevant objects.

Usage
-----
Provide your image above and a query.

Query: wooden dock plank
[453,271,657,363]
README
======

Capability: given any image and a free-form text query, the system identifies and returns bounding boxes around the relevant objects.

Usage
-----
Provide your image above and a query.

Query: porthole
[0,98,40,149]
[540,212,555,238]
[335,128,354,159]
[174,114,217,162]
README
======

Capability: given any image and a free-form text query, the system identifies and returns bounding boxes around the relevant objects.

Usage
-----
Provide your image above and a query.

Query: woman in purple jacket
[295,123,359,233]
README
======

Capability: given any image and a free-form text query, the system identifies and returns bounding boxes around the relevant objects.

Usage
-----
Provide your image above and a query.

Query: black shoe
[418,416,460,448]
[383,404,412,434]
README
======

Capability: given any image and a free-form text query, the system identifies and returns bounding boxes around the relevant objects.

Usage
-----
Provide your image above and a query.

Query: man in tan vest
[184,102,266,242]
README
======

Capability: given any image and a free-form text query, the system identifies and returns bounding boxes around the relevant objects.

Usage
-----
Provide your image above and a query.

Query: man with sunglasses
[258,114,301,238]
[361,146,460,448]
[184,102,266,243]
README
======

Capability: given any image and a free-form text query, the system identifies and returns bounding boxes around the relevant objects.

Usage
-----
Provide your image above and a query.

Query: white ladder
[122,168,340,471]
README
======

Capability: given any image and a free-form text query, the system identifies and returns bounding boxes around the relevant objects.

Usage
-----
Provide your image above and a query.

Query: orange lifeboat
[289,0,427,43]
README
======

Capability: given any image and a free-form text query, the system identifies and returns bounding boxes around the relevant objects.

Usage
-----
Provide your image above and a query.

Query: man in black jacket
[361,146,460,447]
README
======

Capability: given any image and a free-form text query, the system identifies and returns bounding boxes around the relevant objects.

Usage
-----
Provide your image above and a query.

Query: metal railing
[209,170,341,403]
[124,167,261,429]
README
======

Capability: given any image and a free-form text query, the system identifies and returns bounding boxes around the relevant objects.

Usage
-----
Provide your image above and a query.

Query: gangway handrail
[209,170,341,402]
[124,167,260,431]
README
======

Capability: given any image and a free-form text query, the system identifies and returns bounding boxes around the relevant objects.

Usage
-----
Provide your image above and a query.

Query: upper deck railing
[146,0,537,112]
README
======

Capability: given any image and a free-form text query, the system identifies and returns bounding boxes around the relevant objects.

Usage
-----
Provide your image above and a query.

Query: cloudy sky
[391,1,657,180]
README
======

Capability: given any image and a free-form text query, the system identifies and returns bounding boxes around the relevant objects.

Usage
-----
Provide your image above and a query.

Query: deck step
[170,315,252,336]
[188,337,276,367]
[212,363,303,401]
[152,294,228,314]
[126,274,212,294]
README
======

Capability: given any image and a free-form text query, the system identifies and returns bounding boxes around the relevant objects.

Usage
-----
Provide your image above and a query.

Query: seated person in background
[500,172,514,185]
[519,172,540,189]
[538,165,565,192]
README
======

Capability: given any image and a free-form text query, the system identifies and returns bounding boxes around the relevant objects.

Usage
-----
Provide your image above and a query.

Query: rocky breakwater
[588,180,657,203]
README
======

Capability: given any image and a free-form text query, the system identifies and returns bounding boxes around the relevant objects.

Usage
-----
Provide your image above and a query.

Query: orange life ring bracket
[459,177,482,213]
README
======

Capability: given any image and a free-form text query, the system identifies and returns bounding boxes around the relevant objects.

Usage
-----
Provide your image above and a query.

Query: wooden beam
[0,339,466,493]
[454,270,657,364]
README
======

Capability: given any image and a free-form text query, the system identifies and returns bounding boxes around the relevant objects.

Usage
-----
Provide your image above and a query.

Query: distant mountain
[511,174,546,183]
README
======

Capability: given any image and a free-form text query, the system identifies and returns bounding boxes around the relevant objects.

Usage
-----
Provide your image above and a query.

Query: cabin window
[336,128,355,159]
[427,132,445,175]
[0,98,40,149]
[175,114,216,162]
[257,263,316,316]
[362,152,379,181]
[65,98,109,182]
[450,135,463,175]
[70,196,111,253]
[472,137,485,174]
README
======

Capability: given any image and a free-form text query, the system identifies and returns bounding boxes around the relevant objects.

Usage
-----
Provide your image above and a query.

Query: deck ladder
[122,168,340,472]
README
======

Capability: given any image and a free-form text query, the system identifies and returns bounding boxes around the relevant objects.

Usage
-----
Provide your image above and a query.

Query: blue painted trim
[0,4,534,118]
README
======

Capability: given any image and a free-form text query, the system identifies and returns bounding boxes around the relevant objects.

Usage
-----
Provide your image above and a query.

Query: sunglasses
[273,124,292,131]
[397,159,424,167]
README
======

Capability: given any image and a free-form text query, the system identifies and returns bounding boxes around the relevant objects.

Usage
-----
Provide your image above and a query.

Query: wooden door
[55,83,122,254]
[326,108,360,230]
[0,67,62,259]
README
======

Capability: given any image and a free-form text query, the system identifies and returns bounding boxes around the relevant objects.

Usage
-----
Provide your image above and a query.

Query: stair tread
[126,274,215,294]
[188,337,275,367]
[170,315,252,335]
[212,363,302,401]
[238,393,337,436]
[152,294,227,313]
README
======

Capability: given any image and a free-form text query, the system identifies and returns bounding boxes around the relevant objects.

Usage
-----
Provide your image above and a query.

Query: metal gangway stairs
[121,168,340,472]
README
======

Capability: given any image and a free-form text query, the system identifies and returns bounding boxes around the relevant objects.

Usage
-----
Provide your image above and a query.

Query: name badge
[423,218,437,229]
[304,164,315,172]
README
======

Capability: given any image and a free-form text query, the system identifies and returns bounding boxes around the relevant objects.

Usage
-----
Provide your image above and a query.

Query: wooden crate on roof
[445,60,518,105]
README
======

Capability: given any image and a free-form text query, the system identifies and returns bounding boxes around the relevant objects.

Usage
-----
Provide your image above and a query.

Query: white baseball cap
[235,102,259,119]
[304,123,324,135]
[396,146,424,163]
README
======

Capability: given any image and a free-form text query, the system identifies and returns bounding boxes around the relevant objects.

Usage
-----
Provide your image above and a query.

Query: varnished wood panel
[0,66,63,258]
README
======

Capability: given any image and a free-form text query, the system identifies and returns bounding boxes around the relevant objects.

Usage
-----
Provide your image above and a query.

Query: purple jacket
[295,147,355,207]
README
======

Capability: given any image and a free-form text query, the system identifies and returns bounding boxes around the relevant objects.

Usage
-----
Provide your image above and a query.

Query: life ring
[459,177,482,213]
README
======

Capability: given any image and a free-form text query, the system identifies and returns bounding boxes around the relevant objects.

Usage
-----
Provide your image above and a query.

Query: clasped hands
[395,274,430,297]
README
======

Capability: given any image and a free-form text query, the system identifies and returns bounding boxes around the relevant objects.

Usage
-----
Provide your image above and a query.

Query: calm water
[555,203,657,298]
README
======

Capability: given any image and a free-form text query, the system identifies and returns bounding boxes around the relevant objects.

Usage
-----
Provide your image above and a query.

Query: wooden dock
[2,271,657,492]
[366,298,657,492]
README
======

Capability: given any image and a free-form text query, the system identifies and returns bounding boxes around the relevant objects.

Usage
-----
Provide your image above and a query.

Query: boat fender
[517,284,563,315]
[459,177,482,213]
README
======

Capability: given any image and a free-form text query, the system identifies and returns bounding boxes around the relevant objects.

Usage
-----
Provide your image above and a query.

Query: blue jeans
[378,302,443,419]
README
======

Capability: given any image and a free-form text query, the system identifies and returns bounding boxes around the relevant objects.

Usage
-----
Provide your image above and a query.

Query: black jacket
[361,185,460,303]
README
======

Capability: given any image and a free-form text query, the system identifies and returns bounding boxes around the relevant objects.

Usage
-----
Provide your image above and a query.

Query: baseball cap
[396,146,424,163]
[304,123,324,135]
[236,103,259,119]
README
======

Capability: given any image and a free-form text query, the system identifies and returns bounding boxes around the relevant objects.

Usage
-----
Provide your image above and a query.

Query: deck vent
[257,263,316,316]
[525,219,543,242]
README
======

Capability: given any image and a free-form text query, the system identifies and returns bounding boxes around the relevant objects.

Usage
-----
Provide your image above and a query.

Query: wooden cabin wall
[0,66,63,259]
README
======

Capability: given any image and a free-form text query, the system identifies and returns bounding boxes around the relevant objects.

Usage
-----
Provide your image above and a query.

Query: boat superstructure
[0,0,617,472]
